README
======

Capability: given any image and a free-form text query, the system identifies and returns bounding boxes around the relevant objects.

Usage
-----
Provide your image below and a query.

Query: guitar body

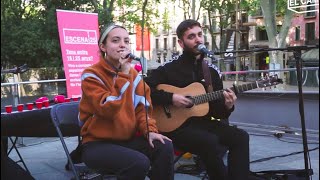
[153,82,209,132]
[153,76,282,132]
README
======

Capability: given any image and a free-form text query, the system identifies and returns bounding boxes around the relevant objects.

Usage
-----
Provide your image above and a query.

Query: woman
[79,24,174,180]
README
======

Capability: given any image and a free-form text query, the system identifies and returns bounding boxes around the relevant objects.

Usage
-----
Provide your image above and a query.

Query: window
[305,22,315,41]
[295,26,300,41]
[164,38,167,50]
[241,13,248,23]
[155,39,159,50]
[256,27,268,41]
[306,5,316,17]
[211,19,217,32]
[172,37,177,50]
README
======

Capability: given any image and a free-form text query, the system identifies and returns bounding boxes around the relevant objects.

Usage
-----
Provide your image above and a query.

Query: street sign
[287,0,319,14]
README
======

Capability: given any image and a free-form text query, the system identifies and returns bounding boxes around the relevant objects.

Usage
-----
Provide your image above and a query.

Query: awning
[287,48,319,66]
[301,48,319,61]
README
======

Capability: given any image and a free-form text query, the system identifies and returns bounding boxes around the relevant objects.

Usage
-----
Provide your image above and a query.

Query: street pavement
[7,133,319,180]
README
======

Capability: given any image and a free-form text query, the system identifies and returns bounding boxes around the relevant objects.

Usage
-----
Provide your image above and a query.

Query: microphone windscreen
[197,44,206,51]
[134,64,142,72]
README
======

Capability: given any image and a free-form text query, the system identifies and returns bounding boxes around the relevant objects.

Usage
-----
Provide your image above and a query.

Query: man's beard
[183,42,201,56]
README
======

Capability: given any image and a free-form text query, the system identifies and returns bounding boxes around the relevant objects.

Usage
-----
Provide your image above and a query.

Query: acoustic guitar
[153,76,282,132]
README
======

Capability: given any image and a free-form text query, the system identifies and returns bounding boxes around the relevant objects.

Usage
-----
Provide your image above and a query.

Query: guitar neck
[193,82,259,105]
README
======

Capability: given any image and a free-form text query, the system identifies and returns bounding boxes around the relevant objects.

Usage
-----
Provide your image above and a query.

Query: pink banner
[56,9,99,98]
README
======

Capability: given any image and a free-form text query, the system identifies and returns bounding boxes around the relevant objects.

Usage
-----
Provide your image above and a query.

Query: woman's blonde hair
[98,23,126,57]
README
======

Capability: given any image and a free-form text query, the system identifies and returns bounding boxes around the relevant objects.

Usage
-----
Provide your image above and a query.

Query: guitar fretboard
[192,82,259,105]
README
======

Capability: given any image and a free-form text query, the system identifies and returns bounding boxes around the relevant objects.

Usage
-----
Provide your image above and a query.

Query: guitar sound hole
[186,96,195,108]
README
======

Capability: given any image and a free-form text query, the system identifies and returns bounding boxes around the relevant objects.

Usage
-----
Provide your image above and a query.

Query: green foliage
[200,0,236,51]
[257,25,266,30]
[1,0,161,70]
[162,9,170,32]
[241,0,288,16]
[113,0,161,33]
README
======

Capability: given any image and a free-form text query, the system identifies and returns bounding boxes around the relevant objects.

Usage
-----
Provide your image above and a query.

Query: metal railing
[1,67,319,107]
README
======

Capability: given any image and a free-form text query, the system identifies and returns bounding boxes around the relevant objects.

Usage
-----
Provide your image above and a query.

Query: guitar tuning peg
[233,81,237,86]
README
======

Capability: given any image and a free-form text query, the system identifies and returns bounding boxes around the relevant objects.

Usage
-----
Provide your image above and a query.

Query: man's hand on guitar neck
[223,88,237,110]
[172,94,193,108]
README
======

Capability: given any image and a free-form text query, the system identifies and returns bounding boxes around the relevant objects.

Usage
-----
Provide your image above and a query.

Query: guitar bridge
[163,106,171,118]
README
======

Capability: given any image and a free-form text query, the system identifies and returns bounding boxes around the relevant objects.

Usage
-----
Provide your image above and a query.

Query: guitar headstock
[256,75,283,89]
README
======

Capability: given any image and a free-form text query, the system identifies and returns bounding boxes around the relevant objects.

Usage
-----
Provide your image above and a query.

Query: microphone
[196,44,214,58]
[125,53,141,61]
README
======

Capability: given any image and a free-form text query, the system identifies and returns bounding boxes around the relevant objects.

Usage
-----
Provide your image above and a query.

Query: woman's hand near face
[119,51,132,74]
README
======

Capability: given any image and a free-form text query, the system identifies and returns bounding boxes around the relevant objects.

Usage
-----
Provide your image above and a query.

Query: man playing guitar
[145,19,252,180]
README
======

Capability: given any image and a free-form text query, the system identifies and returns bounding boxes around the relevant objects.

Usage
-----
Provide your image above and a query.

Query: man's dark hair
[176,19,201,39]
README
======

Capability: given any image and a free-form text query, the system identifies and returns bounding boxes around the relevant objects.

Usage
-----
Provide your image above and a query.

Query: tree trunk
[192,0,196,19]
[261,0,293,78]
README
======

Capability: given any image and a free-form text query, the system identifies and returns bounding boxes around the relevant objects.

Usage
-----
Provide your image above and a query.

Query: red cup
[36,102,43,109]
[26,103,34,110]
[5,105,13,113]
[43,100,50,107]
[72,97,79,101]
[36,96,49,103]
[17,104,24,112]
[64,98,70,102]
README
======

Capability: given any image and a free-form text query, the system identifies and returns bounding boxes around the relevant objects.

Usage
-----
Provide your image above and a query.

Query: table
[1,107,56,137]
[1,107,57,174]
[1,106,79,137]
[1,105,80,176]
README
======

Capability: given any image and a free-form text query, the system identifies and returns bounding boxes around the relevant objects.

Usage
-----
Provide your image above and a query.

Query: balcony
[249,40,269,47]
[305,39,319,45]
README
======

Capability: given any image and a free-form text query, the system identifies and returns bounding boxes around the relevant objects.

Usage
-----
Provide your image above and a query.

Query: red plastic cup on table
[64,98,71,102]
[5,105,13,113]
[17,104,24,112]
[36,96,49,103]
[43,100,50,108]
[26,103,34,110]
[36,102,43,109]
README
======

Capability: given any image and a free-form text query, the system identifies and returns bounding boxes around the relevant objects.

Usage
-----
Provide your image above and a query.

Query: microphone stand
[138,59,150,141]
[293,49,313,179]
[214,45,318,179]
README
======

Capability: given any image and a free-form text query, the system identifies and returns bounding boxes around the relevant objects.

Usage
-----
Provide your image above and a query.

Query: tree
[242,0,294,78]
[1,0,161,69]
[201,0,237,72]
[202,0,236,51]
[172,0,204,20]
[90,0,161,33]
[1,0,48,68]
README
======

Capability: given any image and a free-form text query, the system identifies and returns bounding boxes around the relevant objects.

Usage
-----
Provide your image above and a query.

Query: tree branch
[278,9,294,47]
